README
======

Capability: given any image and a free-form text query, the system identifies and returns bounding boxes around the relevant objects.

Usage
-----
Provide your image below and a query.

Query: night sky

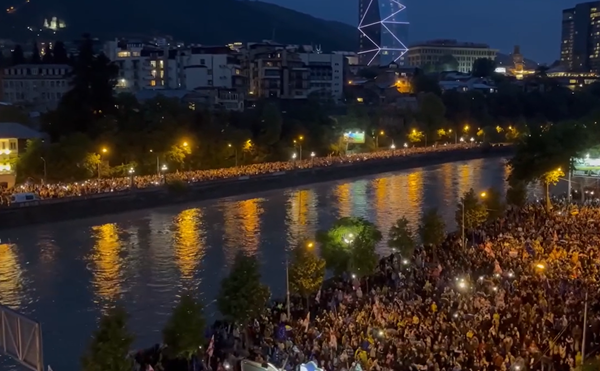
[264,0,584,63]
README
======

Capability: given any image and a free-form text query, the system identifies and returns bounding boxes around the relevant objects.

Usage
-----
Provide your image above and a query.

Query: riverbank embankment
[0,146,513,230]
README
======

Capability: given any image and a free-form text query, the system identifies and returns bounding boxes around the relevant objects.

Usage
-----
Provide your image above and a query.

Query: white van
[10,193,40,204]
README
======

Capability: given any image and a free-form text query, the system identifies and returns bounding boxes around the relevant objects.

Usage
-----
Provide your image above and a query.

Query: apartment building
[299,53,344,102]
[103,40,168,92]
[1,64,71,111]
[561,2,600,71]
[406,40,498,74]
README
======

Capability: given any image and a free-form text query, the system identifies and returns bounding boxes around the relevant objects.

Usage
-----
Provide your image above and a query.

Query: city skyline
[264,0,588,63]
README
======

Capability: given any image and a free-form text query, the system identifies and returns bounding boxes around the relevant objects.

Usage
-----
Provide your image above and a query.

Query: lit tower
[358,0,409,66]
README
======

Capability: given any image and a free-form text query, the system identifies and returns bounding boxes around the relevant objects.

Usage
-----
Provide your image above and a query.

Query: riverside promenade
[0,145,512,229]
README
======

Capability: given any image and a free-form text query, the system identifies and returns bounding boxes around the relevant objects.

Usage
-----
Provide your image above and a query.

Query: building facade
[561,2,600,71]
[0,64,71,111]
[358,0,409,66]
[0,122,43,188]
[406,40,497,74]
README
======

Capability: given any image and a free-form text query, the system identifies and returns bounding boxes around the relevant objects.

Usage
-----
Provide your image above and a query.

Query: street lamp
[40,157,46,184]
[98,148,108,179]
[182,141,188,147]
[375,130,384,149]
[310,151,315,166]
[449,129,457,144]
[285,239,314,320]
[160,164,168,183]
[228,143,238,167]
[150,149,160,175]
[294,136,303,161]
[470,137,475,143]
[128,167,135,188]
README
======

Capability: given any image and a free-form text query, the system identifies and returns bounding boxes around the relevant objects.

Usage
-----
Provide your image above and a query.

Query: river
[0,157,513,371]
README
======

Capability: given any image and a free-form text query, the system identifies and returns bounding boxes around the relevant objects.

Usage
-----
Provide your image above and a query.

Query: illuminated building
[0,123,43,188]
[561,2,600,71]
[358,0,409,66]
[1,64,71,111]
[406,40,497,74]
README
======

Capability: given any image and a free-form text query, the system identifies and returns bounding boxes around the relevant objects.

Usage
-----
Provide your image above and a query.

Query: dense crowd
[0,143,475,205]
[199,203,600,371]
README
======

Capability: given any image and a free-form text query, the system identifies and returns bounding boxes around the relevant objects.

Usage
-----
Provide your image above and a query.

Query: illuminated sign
[343,131,365,144]
[573,154,600,177]
[494,67,507,74]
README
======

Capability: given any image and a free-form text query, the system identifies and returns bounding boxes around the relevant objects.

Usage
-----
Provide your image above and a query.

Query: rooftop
[0,122,43,139]
[410,39,491,49]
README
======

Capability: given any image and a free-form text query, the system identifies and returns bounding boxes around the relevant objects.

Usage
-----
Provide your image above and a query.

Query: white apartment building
[406,39,498,74]
[1,64,71,111]
[104,40,168,92]
[299,53,344,102]
[168,46,245,91]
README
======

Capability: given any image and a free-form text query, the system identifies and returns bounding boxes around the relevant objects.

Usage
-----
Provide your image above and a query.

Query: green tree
[456,188,488,231]
[217,252,270,325]
[81,306,134,371]
[418,208,446,247]
[258,103,282,146]
[289,240,325,304]
[316,217,382,276]
[506,181,527,208]
[471,58,495,77]
[541,167,564,210]
[482,187,505,221]
[417,93,446,141]
[436,54,459,72]
[162,294,206,360]
[412,73,441,95]
[349,234,379,279]
[387,217,416,257]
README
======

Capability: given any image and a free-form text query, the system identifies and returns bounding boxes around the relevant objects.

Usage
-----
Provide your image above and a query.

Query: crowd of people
[0,143,476,205]
[198,202,600,371]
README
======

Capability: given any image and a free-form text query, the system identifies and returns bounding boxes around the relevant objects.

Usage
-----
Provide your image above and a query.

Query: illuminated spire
[358,0,409,66]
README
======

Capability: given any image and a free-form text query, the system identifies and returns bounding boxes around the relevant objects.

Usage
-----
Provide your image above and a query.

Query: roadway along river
[0,157,512,371]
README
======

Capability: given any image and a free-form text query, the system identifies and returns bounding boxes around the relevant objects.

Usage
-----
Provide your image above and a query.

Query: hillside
[0,0,357,51]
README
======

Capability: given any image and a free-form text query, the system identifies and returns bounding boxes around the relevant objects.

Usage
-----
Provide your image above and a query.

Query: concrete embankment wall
[0,147,513,230]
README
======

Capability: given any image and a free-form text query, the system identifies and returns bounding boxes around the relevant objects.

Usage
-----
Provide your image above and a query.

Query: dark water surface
[0,157,513,370]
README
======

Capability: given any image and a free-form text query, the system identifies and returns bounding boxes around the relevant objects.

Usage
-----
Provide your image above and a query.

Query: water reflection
[89,223,123,307]
[0,243,23,308]
[334,183,352,217]
[286,190,317,246]
[222,198,264,263]
[173,208,205,290]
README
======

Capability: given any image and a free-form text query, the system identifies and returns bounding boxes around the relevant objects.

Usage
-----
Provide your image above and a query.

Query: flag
[207,334,215,358]
[315,288,321,303]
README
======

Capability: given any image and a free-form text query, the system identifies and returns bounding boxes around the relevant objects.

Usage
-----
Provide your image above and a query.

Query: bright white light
[310,152,315,157]
[402,259,408,265]
[403,143,408,148]
[390,144,396,149]
[292,153,297,159]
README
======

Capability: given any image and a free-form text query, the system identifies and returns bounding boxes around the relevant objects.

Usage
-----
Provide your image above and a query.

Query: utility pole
[582,290,589,362]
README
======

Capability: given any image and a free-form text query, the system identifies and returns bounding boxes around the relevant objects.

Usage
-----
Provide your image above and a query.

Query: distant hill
[0,0,357,51]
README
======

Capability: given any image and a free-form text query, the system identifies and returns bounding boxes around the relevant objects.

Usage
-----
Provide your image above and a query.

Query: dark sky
[263,0,582,63]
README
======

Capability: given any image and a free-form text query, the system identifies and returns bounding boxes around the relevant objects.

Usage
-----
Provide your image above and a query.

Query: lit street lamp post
[310,151,315,167]
[160,164,168,183]
[375,130,384,149]
[98,147,107,179]
[128,167,135,188]
[40,157,47,184]
[228,144,238,167]
[150,149,160,175]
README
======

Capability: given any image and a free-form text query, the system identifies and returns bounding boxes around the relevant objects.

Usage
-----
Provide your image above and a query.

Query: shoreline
[0,146,512,230]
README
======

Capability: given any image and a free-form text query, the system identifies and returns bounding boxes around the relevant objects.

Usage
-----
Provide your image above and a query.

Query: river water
[0,157,513,370]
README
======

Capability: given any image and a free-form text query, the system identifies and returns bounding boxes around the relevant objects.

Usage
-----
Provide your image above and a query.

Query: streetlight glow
[310,152,315,157]
[390,144,396,149]
[480,192,487,198]
[101,148,107,153]
[292,153,297,159]
[183,141,188,147]
[161,164,167,171]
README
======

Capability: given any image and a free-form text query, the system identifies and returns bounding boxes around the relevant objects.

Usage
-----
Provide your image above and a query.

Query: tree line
[82,185,519,371]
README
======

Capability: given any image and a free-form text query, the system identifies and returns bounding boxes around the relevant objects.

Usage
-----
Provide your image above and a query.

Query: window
[150,80,156,87]
[9,142,16,150]
[117,51,131,58]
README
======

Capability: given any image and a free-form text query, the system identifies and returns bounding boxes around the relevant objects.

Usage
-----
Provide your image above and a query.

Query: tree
[482,187,505,221]
[163,294,206,360]
[81,306,134,371]
[436,54,459,72]
[506,181,527,208]
[541,167,564,210]
[316,217,382,276]
[289,240,325,304]
[41,44,53,63]
[456,188,488,231]
[53,41,69,64]
[258,103,282,146]
[412,73,441,95]
[408,129,425,145]
[349,234,379,279]
[471,58,495,77]
[11,45,25,65]
[418,208,446,247]
[417,93,446,140]
[217,252,270,325]
[388,217,416,257]
[30,42,41,64]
